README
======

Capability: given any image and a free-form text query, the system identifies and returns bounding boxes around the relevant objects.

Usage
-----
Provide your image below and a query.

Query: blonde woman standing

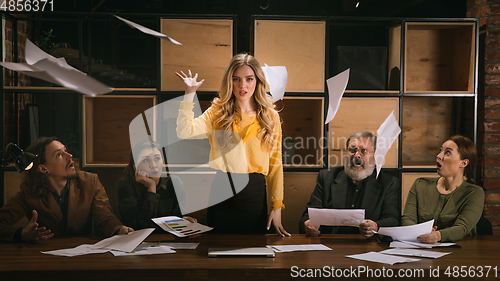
[176,54,289,236]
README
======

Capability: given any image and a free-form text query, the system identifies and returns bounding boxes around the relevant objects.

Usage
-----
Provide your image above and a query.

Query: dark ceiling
[57,0,467,18]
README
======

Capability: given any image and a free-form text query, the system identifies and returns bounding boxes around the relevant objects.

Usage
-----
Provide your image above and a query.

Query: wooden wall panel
[161,19,233,91]
[276,97,324,167]
[254,20,325,92]
[280,172,318,234]
[452,24,475,93]
[83,96,156,167]
[405,23,475,93]
[388,25,401,90]
[328,97,399,168]
[402,97,454,167]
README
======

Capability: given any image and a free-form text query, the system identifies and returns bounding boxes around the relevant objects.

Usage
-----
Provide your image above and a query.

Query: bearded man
[299,131,400,237]
[0,137,133,242]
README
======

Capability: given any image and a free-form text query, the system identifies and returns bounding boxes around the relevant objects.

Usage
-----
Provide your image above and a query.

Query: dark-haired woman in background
[117,139,196,231]
[402,135,485,243]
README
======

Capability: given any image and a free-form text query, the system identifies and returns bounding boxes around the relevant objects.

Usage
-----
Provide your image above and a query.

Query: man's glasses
[347,147,374,156]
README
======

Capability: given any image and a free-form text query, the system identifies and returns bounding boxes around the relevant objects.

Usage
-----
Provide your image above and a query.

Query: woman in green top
[402,135,485,243]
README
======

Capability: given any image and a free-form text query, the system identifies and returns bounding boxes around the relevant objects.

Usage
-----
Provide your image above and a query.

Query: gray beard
[344,157,375,181]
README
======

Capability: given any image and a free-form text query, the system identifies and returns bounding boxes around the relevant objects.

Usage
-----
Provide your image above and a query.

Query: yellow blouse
[176,101,284,210]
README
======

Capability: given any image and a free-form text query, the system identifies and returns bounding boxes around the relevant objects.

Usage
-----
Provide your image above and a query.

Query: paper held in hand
[375,220,434,242]
[308,208,365,227]
[152,216,213,237]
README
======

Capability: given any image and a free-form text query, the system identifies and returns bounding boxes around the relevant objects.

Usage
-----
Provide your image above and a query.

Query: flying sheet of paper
[379,248,451,259]
[346,252,420,265]
[308,208,364,227]
[152,216,213,237]
[92,228,155,253]
[114,15,182,45]
[110,245,176,256]
[391,240,458,249]
[41,244,110,257]
[375,220,434,242]
[267,244,332,253]
[0,62,61,85]
[325,69,349,124]
[374,111,401,178]
[24,37,82,73]
[0,39,113,96]
[262,64,287,103]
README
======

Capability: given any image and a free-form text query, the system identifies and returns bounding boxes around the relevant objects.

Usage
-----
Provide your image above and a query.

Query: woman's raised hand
[175,70,204,95]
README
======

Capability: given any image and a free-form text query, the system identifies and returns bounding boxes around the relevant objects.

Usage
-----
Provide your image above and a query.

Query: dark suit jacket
[299,167,400,234]
[0,171,123,242]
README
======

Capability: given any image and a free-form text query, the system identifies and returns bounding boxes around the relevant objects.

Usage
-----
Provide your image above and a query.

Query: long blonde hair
[212,53,276,149]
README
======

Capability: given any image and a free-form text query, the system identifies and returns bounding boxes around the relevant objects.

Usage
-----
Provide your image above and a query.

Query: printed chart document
[308,208,364,227]
[267,244,332,253]
[379,248,451,259]
[262,64,288,103]
[92,228,155,253]
[152,216,213,237]
[376,220,434,242]
[346,252,420,265]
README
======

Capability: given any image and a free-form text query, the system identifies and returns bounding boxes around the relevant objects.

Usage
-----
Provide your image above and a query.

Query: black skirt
[207,171,267,234]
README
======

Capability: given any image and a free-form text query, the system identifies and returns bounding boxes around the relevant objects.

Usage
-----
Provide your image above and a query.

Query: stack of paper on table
[140,242,199,249]
[152,216,213,237]
[346,248,453,265]
[41,245,110,257]
[92,228,155,252]
[346,220,457,264]
[110,243,175,256]
[346,252,421,265]
[42,228,155,257]
[267,244,332,253]
[379,248,451,259]
[389,241,458,248]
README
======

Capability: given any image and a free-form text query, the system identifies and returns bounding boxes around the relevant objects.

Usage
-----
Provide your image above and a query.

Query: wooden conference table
[0,234,499,281]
